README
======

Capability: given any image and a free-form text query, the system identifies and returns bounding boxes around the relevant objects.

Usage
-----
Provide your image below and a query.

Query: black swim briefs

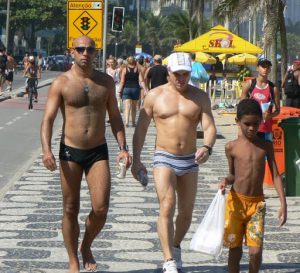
[59,142,109,171]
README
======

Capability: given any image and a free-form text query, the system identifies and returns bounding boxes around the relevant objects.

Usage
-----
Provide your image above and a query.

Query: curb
[0,80,53,102]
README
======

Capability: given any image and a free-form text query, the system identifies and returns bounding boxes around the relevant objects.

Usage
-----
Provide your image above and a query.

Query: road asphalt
[0,78,299,272]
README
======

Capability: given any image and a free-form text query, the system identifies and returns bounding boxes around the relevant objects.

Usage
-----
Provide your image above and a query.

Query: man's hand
[42,152,57,171]
[117,150,132,170]
[131,161,147,180]
[195,146,210,164]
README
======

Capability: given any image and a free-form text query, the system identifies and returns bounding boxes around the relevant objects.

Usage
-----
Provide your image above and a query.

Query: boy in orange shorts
[219,99,287,273]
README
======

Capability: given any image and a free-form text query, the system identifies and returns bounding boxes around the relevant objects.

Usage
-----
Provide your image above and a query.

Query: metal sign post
[101,0,108,72]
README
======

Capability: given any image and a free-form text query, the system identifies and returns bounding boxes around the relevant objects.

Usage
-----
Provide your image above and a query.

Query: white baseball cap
[167,52,192,72]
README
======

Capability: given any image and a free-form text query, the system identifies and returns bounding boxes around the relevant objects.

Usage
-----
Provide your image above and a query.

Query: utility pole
[5,0,11,50]
[137,0,140,43]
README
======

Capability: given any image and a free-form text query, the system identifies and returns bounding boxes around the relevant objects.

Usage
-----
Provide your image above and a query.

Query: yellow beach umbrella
[162,56,169,65]
[216,53,234,61]
[216,53,227,61]
[195,52,216,64]
[227,53,258,66]
[174,25,263,54]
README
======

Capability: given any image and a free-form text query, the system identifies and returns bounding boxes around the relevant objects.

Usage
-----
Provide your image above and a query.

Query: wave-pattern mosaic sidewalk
[0,116,299,273]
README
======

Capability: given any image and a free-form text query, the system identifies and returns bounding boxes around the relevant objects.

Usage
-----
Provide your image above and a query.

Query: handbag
[190,189,225,258]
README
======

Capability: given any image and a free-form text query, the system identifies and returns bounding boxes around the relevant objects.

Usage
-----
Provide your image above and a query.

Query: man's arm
[240,79,251,100]
[131,91,154,179]
[195,92,217,164]
[106,76,131,168]
[266,141,287,226]
[271,85,280,118]
[40,78,62,171]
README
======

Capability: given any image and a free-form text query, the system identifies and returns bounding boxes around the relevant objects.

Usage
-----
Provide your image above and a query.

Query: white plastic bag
[190,189,225,258]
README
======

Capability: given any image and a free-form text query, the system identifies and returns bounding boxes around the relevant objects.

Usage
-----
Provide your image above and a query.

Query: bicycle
[27,77,38,110]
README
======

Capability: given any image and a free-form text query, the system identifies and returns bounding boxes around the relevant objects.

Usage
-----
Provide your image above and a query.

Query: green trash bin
[279,117,300,196]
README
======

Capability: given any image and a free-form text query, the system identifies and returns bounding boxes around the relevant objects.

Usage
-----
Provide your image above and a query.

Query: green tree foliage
[4,0,66,51]
[11,0,66,29]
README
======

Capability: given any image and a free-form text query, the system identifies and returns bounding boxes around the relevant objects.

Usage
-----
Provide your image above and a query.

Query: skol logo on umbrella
[209,32,234,48]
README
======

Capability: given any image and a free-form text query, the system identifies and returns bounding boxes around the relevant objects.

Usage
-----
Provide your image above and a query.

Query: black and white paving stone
[0,122,299,273]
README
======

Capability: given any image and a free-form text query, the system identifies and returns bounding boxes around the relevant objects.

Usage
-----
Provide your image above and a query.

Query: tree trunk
[278,1,287,80]
[253,13,257,45]
[278,0,288,103]
[188,1,193,40]
[270,38,277,83]
[29,22,35,52]
[198,0,204,35]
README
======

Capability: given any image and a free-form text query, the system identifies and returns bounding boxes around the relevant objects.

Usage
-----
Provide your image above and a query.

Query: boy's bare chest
[233,144,266,164]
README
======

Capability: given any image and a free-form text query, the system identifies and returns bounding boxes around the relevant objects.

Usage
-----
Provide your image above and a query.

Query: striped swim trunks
[153,150,199,176]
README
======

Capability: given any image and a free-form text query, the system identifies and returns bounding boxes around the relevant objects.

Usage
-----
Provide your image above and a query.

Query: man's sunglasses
[74,47,96,54]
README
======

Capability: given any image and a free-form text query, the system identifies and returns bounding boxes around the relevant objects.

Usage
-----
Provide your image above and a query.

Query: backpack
[284,70,300,98]
[0,54,7,71]
[247,78,275,103]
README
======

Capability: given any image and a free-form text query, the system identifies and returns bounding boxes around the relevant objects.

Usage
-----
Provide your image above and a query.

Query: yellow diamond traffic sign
[67,1,103,49]
[73,11,97,35]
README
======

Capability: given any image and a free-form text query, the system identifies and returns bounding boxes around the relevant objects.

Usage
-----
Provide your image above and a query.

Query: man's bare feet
[67,262,80,273]
[80,244,97,272]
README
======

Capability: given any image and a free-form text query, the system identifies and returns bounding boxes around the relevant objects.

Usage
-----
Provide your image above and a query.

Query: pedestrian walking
[282,59,300,108]
[0,48,7,96]
[219,98,287,273]
[131,52,217,273]
[240,58,280,141]
[106,56,121,110]
[144,54,169,90]
[189,52,209,88]
[23,55,40,102]
[40,35,132,273]
[118,56,147,127]
[5,52,16,92]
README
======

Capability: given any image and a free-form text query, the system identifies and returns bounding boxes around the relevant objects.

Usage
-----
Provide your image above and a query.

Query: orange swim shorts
[224,190,266,248]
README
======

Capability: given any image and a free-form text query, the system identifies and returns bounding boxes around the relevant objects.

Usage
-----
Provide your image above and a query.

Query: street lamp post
[5,0,11,50]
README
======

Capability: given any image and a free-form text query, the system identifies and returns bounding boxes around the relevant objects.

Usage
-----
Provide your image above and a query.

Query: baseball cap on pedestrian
[167,52,192,72]
[29,56,35,62]
[257,58,272,67]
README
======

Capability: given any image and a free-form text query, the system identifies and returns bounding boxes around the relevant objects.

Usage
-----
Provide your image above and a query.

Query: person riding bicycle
[23,55,40,102]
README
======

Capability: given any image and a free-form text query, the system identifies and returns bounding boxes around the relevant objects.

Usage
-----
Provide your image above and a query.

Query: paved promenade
[0,108,299,273]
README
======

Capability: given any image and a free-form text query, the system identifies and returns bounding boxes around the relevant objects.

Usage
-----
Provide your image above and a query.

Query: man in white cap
[132,52,216,273]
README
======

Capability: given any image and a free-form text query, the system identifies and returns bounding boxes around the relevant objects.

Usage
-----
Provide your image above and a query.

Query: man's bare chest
[63,83,108,108]
[155,97,201,120]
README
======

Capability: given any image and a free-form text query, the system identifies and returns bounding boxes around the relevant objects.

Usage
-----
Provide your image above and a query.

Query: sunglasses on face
[74,46,96,54]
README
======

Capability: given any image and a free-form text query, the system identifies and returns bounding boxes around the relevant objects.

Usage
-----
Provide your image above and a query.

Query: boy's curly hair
[237,99,262,120]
